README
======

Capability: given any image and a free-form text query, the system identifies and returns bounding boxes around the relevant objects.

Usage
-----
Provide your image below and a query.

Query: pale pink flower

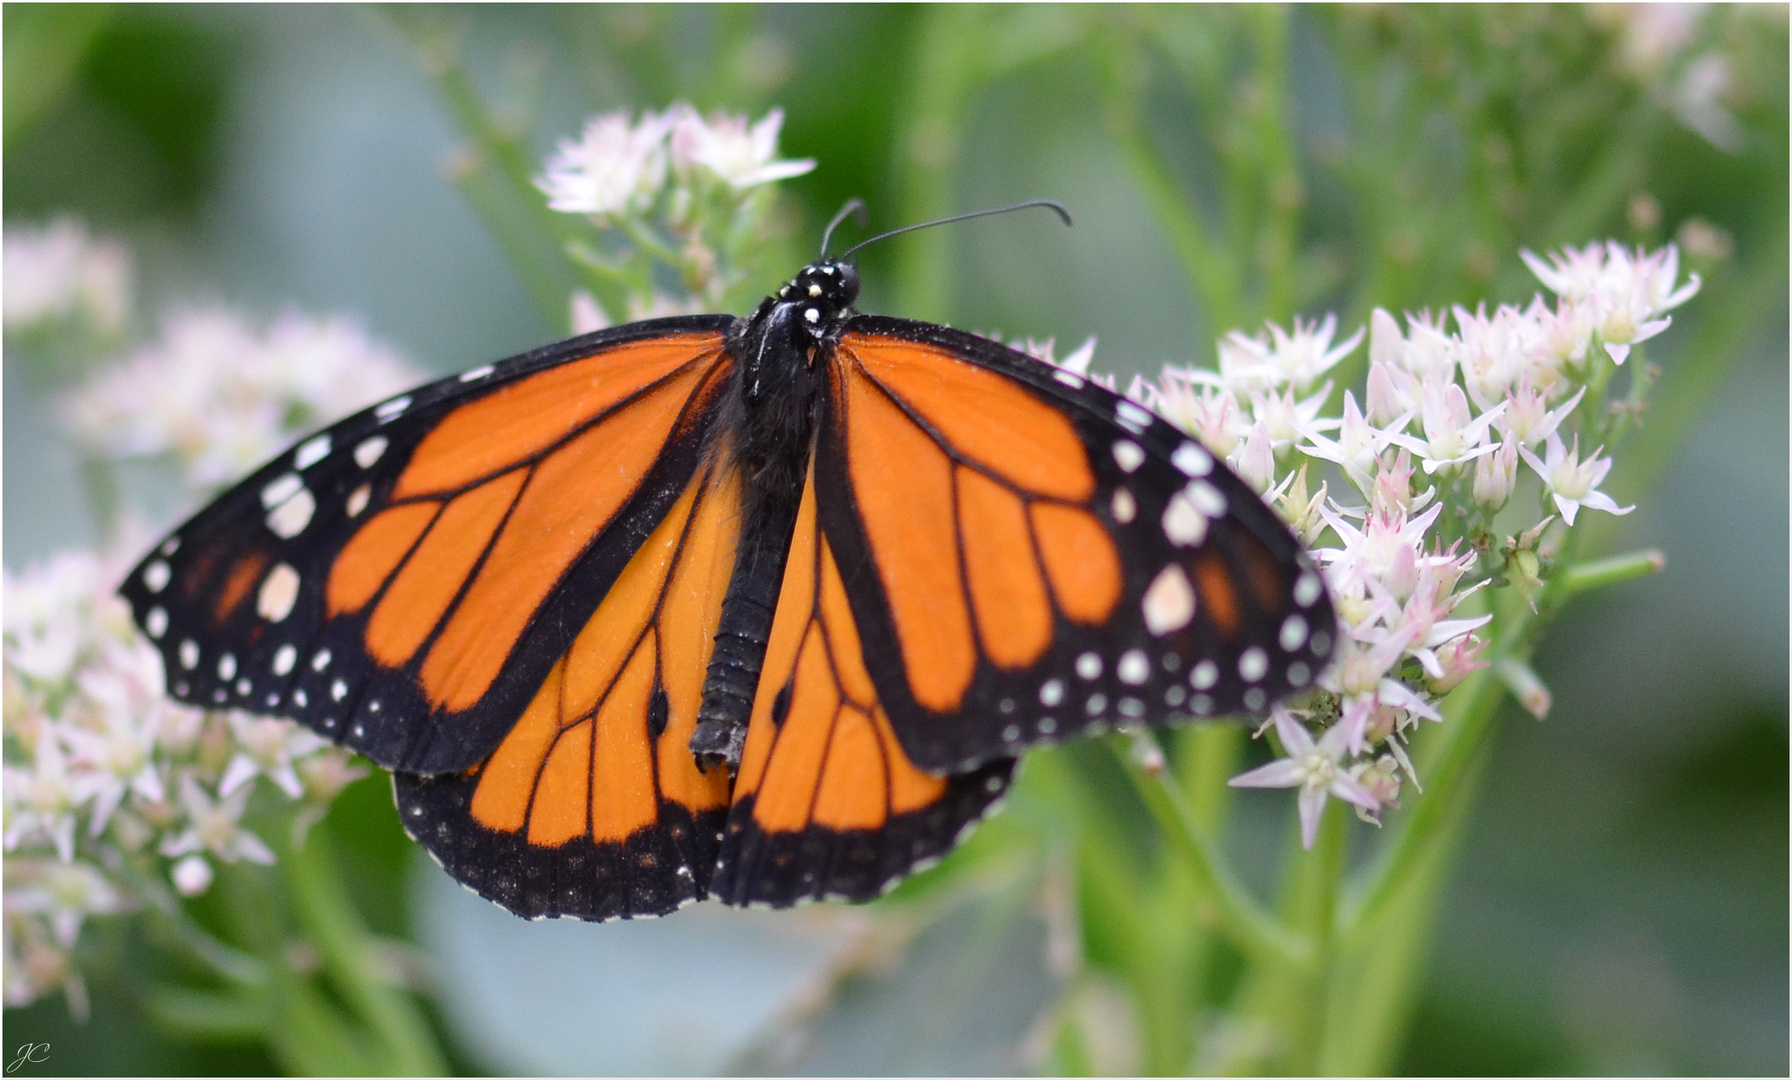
[1229,707,1382,849]
[536,108,675,217]
[1519,432,1633,526]
[669,107,815,190]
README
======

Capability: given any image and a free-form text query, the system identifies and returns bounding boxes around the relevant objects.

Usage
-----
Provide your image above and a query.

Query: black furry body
[690,261,861,770]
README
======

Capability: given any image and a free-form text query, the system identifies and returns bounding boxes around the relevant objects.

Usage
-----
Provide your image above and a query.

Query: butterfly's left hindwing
[816,319,1337,773]
[120,317,735,774]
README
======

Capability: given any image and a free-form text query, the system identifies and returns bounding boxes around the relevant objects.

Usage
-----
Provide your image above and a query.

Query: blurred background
[4,5,1784,1075]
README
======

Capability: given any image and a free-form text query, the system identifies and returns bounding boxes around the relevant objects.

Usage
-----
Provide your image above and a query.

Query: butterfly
[120,202,1335,921]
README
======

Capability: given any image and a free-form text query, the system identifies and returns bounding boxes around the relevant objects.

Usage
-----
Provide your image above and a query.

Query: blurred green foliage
[4,4,1784,1075]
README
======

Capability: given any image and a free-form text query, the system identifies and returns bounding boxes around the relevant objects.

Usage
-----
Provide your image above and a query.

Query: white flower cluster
[61,307,419,492]
[537,104,814,219]
[1112,242,1698,847]
[2,548,369,1017]
[2,218,133,337]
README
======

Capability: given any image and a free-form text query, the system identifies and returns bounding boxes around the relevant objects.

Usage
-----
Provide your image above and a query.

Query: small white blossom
[669,106,815,190]
[170,855,215,897]
[1229,707,1382,849]
[1472,434,1521,510]
[160,776,276,867]
[4,860,128,947]
[536,108,674,218]
[1519,432,1633,526]
[219,713,330,800]
[3,217,132,335]
[1218,314,1362,395]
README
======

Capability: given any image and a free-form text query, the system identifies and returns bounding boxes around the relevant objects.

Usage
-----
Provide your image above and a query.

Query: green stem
[1559,548,1667,598]
[1117,740,1311,970]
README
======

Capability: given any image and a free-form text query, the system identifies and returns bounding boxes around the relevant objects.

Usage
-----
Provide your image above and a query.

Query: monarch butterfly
[121,202,1334,920]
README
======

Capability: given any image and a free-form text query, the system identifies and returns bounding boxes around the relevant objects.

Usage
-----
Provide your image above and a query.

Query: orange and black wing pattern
[710,463,1014,908]
[119,317,736,774]
[393,456,741,920]
[816,317,1337,773]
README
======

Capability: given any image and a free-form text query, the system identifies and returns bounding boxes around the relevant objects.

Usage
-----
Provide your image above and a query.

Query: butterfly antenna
[820,199,868,258]
[837,199,1072,261]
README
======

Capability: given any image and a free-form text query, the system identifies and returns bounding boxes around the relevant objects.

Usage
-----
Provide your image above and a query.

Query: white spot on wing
[311,648,332,672]
[1188,480,1227,518]
[459,365,495,382]
[1239,647,1268,682]
[1172,441,1213,476]
[1040,678,1065,706]
[346,484,371,517]
[354,436,388,469]
[266,488,316,538]
[1111,488,1136,523]
[375,395,412,421]
[261,473,303,509]
[1162,492,1208,547]
[295,435,331,470]
[1116,401,1153,431]
[218,653,237,680]
[1294,571,1322,608]
[272,644,297,676]
[331,679,348,702]
[1112,440,1145,472]
[1190,659,1218,689]
[143,560,171,593]
[1053,370,1084,389]
[1142,565,1196,635]
[1279,614,1309,652]
[179,640,199,670]
[1117,649,1149,685]
[257,563,300,622]
[1075,652,1102,680]
[145,607,168,639]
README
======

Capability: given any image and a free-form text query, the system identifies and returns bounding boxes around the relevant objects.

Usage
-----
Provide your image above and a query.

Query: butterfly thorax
[691,260,860,773]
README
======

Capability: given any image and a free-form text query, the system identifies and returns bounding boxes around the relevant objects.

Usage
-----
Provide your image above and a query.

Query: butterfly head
[777,260,860,340]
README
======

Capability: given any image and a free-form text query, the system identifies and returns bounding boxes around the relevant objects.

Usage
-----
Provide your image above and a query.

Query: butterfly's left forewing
[119,319,736,774]
[816,320,1336,773]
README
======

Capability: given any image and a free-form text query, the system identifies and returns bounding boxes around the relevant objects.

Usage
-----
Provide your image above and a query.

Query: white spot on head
[1288,661,1311,687]
[354,436,388,469]
[261,473,303,509]
[346,484,371,517]
[1040,678,1065,706]
[1191,659,1219,690]
[1112,440,1145,472]
[459,364,495,382]
[807,283,822,297]
[375,395,412,422]
[145,607,169,639]
[331,679,348,702]
[1111,488,1137,523]
[272,644,297,676]
[1244,688,1267,711]
[1075,652,1102,680]
[1172,441,1213,476]
[258,563,300,622]
[179,640,200,670]
[311,648,332,672]
[1086,693,1108,716]
[1279,614,1309,652]
[295,435,331,470]
[218,653,237,680]
[1116,401,1153,432]
[1118,649,1150,685]
[1162,492,1208,547]
[1239,647,1268,683]
[267,488,316,538]
[143,560,171,593]
[804,308,820,323]
[1053,370,1084,389]
[1293,571,1322,608]
[1142,565,1196,635]
[1188,480,1227,518]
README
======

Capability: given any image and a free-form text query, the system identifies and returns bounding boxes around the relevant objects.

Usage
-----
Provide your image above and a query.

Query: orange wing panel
[841,363,976,712]
[327,502,439,616]
[1030,502,1122,625]
[956,466,1053,668]
[847,339,1094,502]
[395,334,723,499]
[420,367,708,712]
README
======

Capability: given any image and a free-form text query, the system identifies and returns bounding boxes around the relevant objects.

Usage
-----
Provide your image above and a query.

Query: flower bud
[1473,435,1519,509]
